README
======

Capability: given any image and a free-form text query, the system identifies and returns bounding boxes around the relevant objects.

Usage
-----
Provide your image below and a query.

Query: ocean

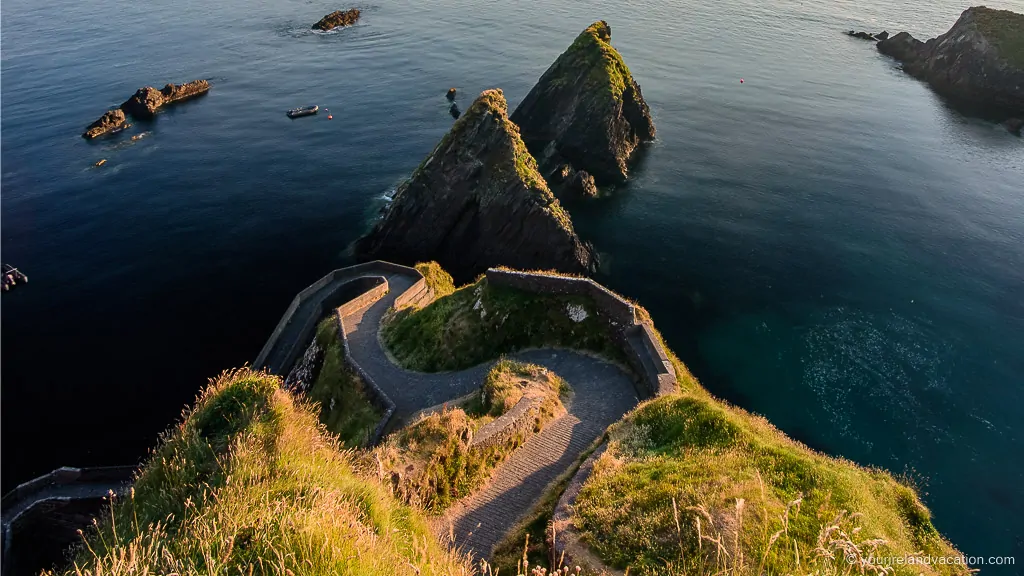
[2,0,1022,569]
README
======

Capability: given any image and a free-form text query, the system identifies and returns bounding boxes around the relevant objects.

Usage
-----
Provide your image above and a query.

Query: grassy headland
[972,7,1024,68]
[49,368,468,575]
[381,276,623,372]
[574,392,967,575]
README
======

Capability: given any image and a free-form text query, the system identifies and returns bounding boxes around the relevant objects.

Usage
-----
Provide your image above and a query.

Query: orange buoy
[740,78,745,83]
[328,114,333,119]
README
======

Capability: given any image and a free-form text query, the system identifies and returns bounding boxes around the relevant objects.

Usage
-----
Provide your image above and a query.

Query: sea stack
[82,109,127,139]
[312,9,360,31]
[121,80,210,119]
[511,21,655,186]
[876,7,1024,121]
[355,89,597,281]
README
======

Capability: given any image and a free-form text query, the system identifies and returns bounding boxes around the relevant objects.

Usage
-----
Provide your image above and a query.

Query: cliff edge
[511,21,655,186]
[877,7,1024,121]
[355,89,596,281]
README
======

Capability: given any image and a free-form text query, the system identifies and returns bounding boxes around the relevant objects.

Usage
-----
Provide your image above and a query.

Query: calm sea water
[2,0,1022,569]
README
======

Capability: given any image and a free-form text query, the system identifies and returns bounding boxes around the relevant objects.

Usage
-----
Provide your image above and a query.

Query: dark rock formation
[847,30,877,40]
[566,170,598,198]
[876,30,890,41]
[510,21,655,186]
[1004,117,1023,135]
[548,163,573,185]
[449,102,461,119]
[312,9,360,31]
[120,80,210,119]
[877,7,1024,119]
[82,109,126,139]
[355,89,597,281]
[447,87,457,101]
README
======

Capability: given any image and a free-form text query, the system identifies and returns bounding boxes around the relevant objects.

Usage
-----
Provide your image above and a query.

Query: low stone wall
[549,443,621,575]
[336,307,396,446]
[470,395,544,450]
[484,268,676,399]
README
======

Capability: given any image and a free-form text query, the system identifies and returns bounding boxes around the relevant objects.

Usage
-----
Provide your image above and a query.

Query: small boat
[287,105,319,118]
[2,263,28,292]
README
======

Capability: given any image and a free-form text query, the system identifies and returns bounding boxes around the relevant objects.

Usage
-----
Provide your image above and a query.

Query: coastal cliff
[355,89,596,281]
[877,7,1024,123]
[511,21,655,186]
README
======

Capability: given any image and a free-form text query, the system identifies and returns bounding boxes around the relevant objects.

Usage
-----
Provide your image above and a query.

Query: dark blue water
[2,0,1022,570]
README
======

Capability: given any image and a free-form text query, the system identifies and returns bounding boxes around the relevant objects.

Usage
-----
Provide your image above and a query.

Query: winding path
[340,268,639,559]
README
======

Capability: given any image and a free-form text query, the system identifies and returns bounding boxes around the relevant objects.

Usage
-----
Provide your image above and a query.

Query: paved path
[341,270,639,560]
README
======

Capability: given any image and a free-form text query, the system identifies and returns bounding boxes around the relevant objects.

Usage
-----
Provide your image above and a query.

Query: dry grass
[572,394,969,576]
[369,359,568,512]
[417,261,457,299]
[47,368,471,576]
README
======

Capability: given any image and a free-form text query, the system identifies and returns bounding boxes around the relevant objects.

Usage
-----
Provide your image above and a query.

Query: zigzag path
[341,270,638,560]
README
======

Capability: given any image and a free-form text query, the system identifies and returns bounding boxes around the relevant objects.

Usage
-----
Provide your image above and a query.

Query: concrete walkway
[340,270,639,560]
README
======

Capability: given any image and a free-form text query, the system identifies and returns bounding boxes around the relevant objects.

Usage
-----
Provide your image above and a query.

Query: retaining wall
[336,308,396,446]
[469,396,544,450]
[484,268,676,399]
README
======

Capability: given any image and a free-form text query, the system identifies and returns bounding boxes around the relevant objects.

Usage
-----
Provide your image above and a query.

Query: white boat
[287,105,319,118]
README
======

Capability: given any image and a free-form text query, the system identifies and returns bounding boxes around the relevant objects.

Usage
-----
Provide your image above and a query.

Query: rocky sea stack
[355,89,596,281]
[120,80,210,119]
[877,7,1024,123]
[81,109,127,139]
[312,9,360,31]
[511,21,655,187]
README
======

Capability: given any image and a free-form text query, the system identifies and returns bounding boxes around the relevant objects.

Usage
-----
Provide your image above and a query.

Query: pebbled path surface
[341,270,639,560]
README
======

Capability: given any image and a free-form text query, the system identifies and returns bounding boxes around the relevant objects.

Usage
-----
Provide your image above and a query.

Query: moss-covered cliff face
[355,89,596,282]
[511,21,655,185]
[877,7,1024,119]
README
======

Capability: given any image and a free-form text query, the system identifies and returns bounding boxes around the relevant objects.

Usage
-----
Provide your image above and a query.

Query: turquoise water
[2,0,1022,570]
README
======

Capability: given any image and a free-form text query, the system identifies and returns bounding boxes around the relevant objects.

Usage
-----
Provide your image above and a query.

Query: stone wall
[549,443,620,575]
[336,308,396,446]
[469,395,543,450]
[484,268,676,398]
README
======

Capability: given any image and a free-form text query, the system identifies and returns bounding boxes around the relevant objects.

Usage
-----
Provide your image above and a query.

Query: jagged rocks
[511,21,655,186]
[312,9,360,31]
[447,88,457,101]
[566,170,598,198]
[847,30,877,40]
[355,89,597,281]
[121,80,210,119]
[82,109,126,139]
[876,7,1024,119]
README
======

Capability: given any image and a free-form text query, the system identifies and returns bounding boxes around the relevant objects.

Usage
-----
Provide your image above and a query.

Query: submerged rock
[355,89,597,281]
[82,109,127,139]
[121,80,210,119]
[447,87,457,101]
[312,9,360,31]
[511,21,655,186]
[449,102,461,119]
[876,7,1024,120]
[1004,117,1023,135]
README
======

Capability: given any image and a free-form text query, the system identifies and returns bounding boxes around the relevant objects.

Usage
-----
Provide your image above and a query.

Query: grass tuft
[415,261,456,299]
[971,7,1024,68]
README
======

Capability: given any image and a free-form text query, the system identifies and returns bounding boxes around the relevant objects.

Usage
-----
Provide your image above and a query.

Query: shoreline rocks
[511,21,655,187]
[312,9,360,31]
[355,89,597,282]
[847,30,888,41]
[876,7,1024,123]
[82,109,127,139]
[121,80,210,119]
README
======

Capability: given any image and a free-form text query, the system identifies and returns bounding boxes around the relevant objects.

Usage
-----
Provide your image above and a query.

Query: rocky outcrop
[566,169,598,198]
[510,21,655,186]
[312,9,360,31]
[120,80,210,119]
[876,7,1024,119]
[847,30,887,41]
[355,89,597,281]
[81,109,126,139]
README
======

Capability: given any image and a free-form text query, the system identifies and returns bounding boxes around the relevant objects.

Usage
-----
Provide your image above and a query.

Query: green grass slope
[574,392,967,576]
[49,368,469,576]
[972,6,1024,68]
[381,275,623,372]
